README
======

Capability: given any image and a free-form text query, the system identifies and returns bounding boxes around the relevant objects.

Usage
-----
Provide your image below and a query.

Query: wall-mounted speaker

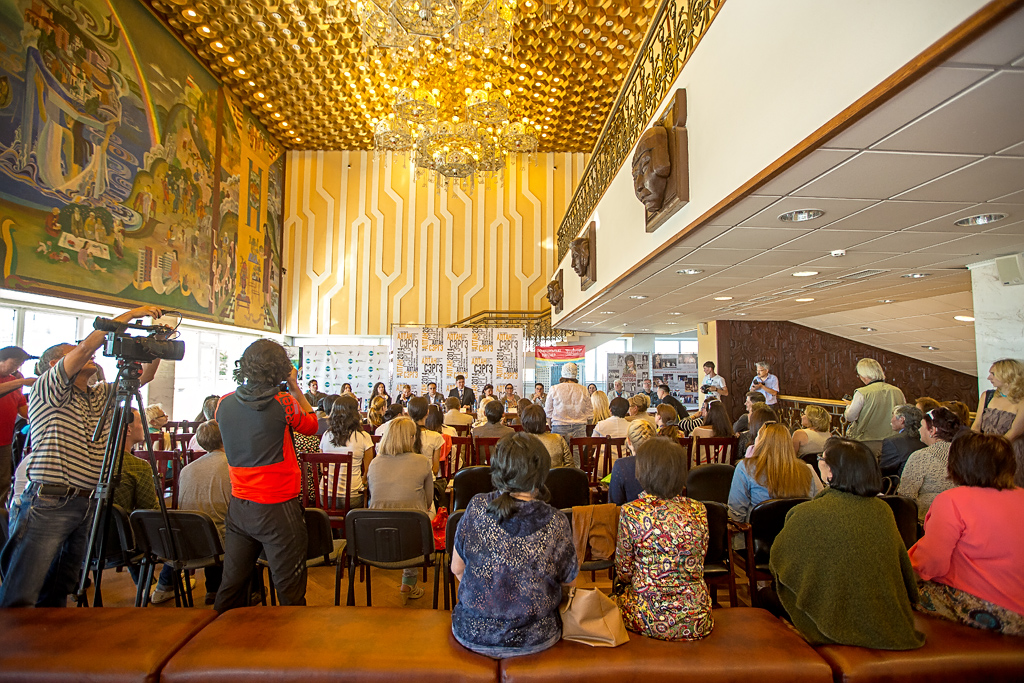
[995,253,1024,286]
[698,322,709,336]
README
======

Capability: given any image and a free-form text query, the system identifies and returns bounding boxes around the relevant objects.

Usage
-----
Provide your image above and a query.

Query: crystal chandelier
[353,0,514,53]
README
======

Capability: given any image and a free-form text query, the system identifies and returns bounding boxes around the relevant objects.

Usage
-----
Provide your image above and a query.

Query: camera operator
[699,361,728,399]
[214,339,318,613]
[0,305,163,608]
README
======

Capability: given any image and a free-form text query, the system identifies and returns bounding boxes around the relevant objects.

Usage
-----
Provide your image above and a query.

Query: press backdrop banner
[392,327,525,396]
[302,345,388,404]
[535,345,587,389]
[652,353,700,406]
[606,353,651,395]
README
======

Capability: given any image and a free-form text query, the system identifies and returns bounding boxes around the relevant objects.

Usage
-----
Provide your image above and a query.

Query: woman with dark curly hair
[372,381,391,406]
[319,394,373,508]
[897,407,963,523]
[215,339,318,613]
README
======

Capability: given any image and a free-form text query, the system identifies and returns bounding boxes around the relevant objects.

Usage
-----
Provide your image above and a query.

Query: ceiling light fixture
[878,299,895,303]
[669,312,682,315]
[779,209,825,223]
[954,213,1007,227]
[714,296,733,301]
[902,273,931,279]
[792,271,819,277]
[861,327,876,331]
[830,249,846,257]
[629,295,648,299]
[922,345,940,350]
[676,268,703,275]
[599,311,614,314]
[581,320,595,324]
[795,298,814,302]
[953,315,975,322]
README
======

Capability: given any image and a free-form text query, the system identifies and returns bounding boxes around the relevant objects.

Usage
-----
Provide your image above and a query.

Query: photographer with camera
[699,361,728,399]
[214,339,318,613]
[0,305,163,608]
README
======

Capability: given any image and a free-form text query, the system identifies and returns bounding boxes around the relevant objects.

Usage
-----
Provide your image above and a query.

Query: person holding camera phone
[699,361,728,399]
[0,305,163,608]
[214,339,318,612]
[748,361,779,406]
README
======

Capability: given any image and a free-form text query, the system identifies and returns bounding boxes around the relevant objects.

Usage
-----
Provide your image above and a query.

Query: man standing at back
[656,384,687,420]
[214,339,318,612]
[0,347,37,507]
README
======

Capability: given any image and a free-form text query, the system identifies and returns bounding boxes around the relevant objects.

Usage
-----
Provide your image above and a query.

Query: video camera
[94,314,185,363]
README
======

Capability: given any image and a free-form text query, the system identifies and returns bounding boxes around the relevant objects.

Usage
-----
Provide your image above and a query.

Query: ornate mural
[0,0,282,332]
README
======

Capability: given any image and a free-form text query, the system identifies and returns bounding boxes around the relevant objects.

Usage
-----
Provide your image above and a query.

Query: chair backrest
[133,449,181,509]
[694,436,739,466]
[90,504,136,569]
[686,464,735,505]
[0,507,6,547]
[546,467,590,509]
[569,437,608,485]
[677,436,694,465]
[748,498,810,562]
[300,452,354,530]
[702,501,730,565]
[452,423,471,437]
[445,509,465,554]
[370,434,382,445]
[472,437,501,466]
[585,423,596,437]
[304,507,336,563]
[182,450,207,466]
[129,509,223,565]
[449,436,473,474]
[605,438,627,478]
[345,509,434,566]
[881,495,919,549]
[172,433,194,453]
[452,466,494,510]
[511,424,524,432]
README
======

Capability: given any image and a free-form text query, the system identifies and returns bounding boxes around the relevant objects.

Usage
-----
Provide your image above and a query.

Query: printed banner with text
[535,345,587,389]
[391,327,524,397]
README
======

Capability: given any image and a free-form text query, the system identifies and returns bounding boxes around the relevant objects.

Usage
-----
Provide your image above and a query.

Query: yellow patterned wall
[283,151,586,336]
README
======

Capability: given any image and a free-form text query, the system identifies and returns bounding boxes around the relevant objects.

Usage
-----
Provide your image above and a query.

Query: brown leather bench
[161,606,498,683]
[500,607,833,683]
[814,611,1024,683]
[0,607,216,683]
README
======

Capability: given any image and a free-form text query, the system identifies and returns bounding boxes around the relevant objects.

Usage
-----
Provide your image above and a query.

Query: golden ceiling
[143,0,659,152]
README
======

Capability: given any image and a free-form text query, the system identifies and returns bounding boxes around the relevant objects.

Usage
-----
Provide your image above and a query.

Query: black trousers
[214,496,307,613]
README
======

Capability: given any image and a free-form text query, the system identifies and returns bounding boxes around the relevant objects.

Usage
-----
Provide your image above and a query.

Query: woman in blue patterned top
[451,433,578,658]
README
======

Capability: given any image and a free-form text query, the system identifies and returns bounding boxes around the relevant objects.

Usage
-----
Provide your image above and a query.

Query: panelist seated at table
[448,374,476,409]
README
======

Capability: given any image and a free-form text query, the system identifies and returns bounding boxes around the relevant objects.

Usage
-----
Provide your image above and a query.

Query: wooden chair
[451,423,471,437]
[448,437,473,475]
[172,433,195,454]
[569,437,610,503]
[677,436,694,466]
[694,436,739,467]
[300,452,355,535]
[472,437,500,466]
[182,450,207,466]
[585,423,596,437]
[133,449,181,509]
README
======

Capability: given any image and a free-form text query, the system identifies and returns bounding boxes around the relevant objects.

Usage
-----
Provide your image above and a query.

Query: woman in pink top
[909,432,1024,636]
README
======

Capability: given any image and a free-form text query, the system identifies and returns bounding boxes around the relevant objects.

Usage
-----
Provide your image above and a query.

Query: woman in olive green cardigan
[770,438,925,650]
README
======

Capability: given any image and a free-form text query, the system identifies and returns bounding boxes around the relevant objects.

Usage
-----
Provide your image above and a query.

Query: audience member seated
[770,437,925,650]
[910,431,1024,636]
[366,416,434,603]
[501,384,521,412]
[880,404,925,477]
[690,400,734,439]
[145,403,169,433]
[738,404,774,457]
[115,409,160,515]
[625,393,655,427]
[451,433,577,658]
[521,405,571,468]
[587,383,598,396]
[513,398,532,425]
[593,397,631,439]
[844,358,906,457]
[481,384,496,401]
[319,395,373,509]
[193,394,220,424]
[791,405,831,467]
[943,400,970,427]
[152,420,230,605]
[429,404,457,438]
[915,395,942,415]
[897,406,963,523]
[733,391,765,434]
[443,396,474,427]
[681,397,714,434]
[396,384,414,407]
[608,420,657,505]
[655,404,682,440]
[367,395,388,431]
[409,397,445,478]
[972,358,1024,487]
[472,399,514,440]
[728,423,821,522]
[531,383,547,407]
[374,403,406,436]
[590,390,611,424]
[616,437,712,641]
[656,384,687,419]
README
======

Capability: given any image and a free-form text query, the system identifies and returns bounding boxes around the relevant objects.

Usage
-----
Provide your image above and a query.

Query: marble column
[968,259,1024,389]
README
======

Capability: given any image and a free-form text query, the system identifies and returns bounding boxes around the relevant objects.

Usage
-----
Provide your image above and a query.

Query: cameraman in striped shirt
[0,305,163,607]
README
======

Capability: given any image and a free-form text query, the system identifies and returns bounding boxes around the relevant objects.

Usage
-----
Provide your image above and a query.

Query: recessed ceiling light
[581,321,595,324]
[629,295,648,299]
[676,268,703,275]
[779,209,825,223]
[922,345,940,350]
[902,273,931,278]
[795,298,815,302]
[861,327,876,331]
[736,312,747,316]
[669,312,682,315]
[953,315,975,322]
[954,213,1007,227]
[792,271,819,277]
[878,299,895,303]
[714,296,733,301]
[665,322,678,325]
[639,328,649,332]
[599,311,614,314]
[830,249,846,257]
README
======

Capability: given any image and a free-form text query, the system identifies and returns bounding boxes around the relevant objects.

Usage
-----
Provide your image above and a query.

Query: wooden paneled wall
[282,151,586,336]
[716,320,980,421]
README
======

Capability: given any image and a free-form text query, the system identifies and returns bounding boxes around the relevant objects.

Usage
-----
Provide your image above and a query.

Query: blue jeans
[0,483,96,607]
[551,424,587,468]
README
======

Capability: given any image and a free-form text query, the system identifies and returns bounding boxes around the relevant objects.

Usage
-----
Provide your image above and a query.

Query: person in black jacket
[656,384,687,420]
[448,374,476,409]
[879,404,925,477]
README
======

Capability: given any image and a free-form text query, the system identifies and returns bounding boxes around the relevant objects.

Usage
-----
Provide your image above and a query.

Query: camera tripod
[74,357,179,607]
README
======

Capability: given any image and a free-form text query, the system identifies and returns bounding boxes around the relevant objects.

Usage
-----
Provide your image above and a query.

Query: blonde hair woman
[366,416,435,603]
[793,405,831,457]
[609,419,659,505]
[728,423,822,521]
[972,358,1024,487]
[367,395,388,430]
[590,390,611,424]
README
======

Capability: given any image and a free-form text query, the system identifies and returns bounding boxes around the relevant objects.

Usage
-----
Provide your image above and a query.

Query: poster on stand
[535,345,587,390]
[392,327,524,397]
[302,345,388,405]
[606,353,651,395]
[651,353,700,406]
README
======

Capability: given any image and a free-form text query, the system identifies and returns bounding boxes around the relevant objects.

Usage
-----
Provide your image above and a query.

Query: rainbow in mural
[0,0,283,332]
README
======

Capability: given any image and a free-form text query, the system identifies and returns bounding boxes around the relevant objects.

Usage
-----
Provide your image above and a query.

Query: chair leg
[184,570,195,607]
[172,569,184,608]
[334,561,343,607]
[365,564,372,607]
[442,555,450,611]
[432,554,441,610]
[346,558,357,606]
[269,571,277,606]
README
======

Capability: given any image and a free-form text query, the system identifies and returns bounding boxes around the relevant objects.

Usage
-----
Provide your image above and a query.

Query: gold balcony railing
[556,0,724,261]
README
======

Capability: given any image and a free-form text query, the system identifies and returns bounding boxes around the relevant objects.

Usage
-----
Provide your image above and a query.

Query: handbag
[559,587,630,647]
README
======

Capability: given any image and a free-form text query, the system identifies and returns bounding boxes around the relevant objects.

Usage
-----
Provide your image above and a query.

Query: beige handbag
[559,587,630,647]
